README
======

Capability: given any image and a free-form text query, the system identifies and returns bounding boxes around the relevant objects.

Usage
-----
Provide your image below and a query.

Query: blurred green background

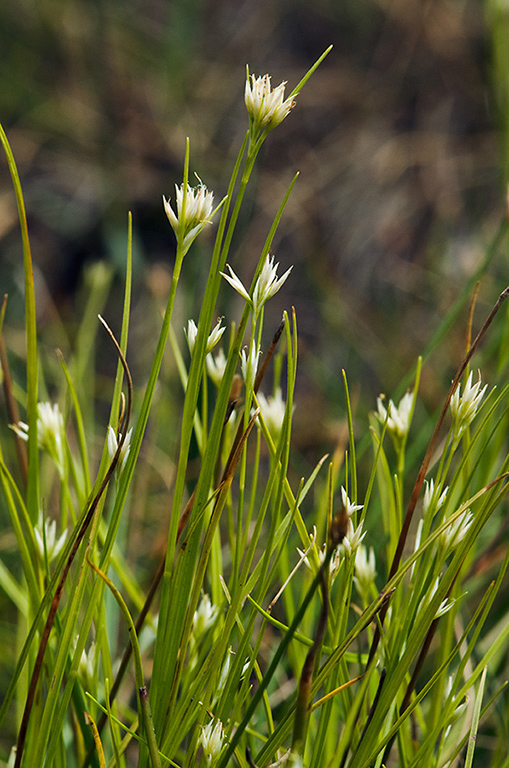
[1,0,508,453]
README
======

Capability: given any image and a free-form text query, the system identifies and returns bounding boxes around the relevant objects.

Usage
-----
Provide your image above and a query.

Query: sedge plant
[1,46,509,768]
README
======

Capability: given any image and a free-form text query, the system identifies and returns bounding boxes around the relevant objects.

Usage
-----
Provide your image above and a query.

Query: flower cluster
[206,348,228,387]
[423,479,448,517]
[376,391,414,441]
[221,255,292,318]
[440,508,474,550]
[240,340,261,394]
[34,511,67,564]
[256,387,287,438]
[298,488,365,582]
[245,72,297,137]
[164,179,215,254]
[12,401,66,476]
[185,318,225,356]
[354,544,376,599]
[193,593,218,640]
[450,370,487,439]
[199,719,225,766]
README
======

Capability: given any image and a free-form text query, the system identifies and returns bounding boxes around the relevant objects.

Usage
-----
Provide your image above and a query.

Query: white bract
[450,371,487,438]
[376,391,414,440]
[245,72,297,136]
[163,179,215,254]
[200,719,225,765]
[185,319,198,352]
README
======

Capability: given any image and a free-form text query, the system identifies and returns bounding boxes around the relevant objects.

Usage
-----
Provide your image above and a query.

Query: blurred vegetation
[1,0,507,411]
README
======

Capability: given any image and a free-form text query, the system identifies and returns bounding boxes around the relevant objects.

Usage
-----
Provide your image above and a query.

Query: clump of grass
[1,46,509,768]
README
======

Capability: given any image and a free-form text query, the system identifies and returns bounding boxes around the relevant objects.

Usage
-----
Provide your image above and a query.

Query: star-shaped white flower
[221,255,292,317]
[340,487,363,518]
[185,318,225,355]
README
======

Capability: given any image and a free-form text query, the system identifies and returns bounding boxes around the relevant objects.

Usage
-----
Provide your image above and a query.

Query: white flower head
[34,511,67,564]
[435,597,455,619]
[340,487,363,518]
[354,545,376,597]
[221,255,292,317]
[193,593,218,639]
[200,719,225,766]
[163,177,215,254]
[341,519,366,557]
[328,546,343,582]
[252,255,292,315]
[297,537,343,584]
[441,508,474,550]
[245,72,297,136]
[240,340,261,393]
[107,425,133,476]
[450,371,487,438]
[12,401,66,475]
[186,318,225,356]
[376,391,414,440]
[256,387,287,437]
[206,348,228,387]
[428,579,459,620]
[423,479,448,517]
